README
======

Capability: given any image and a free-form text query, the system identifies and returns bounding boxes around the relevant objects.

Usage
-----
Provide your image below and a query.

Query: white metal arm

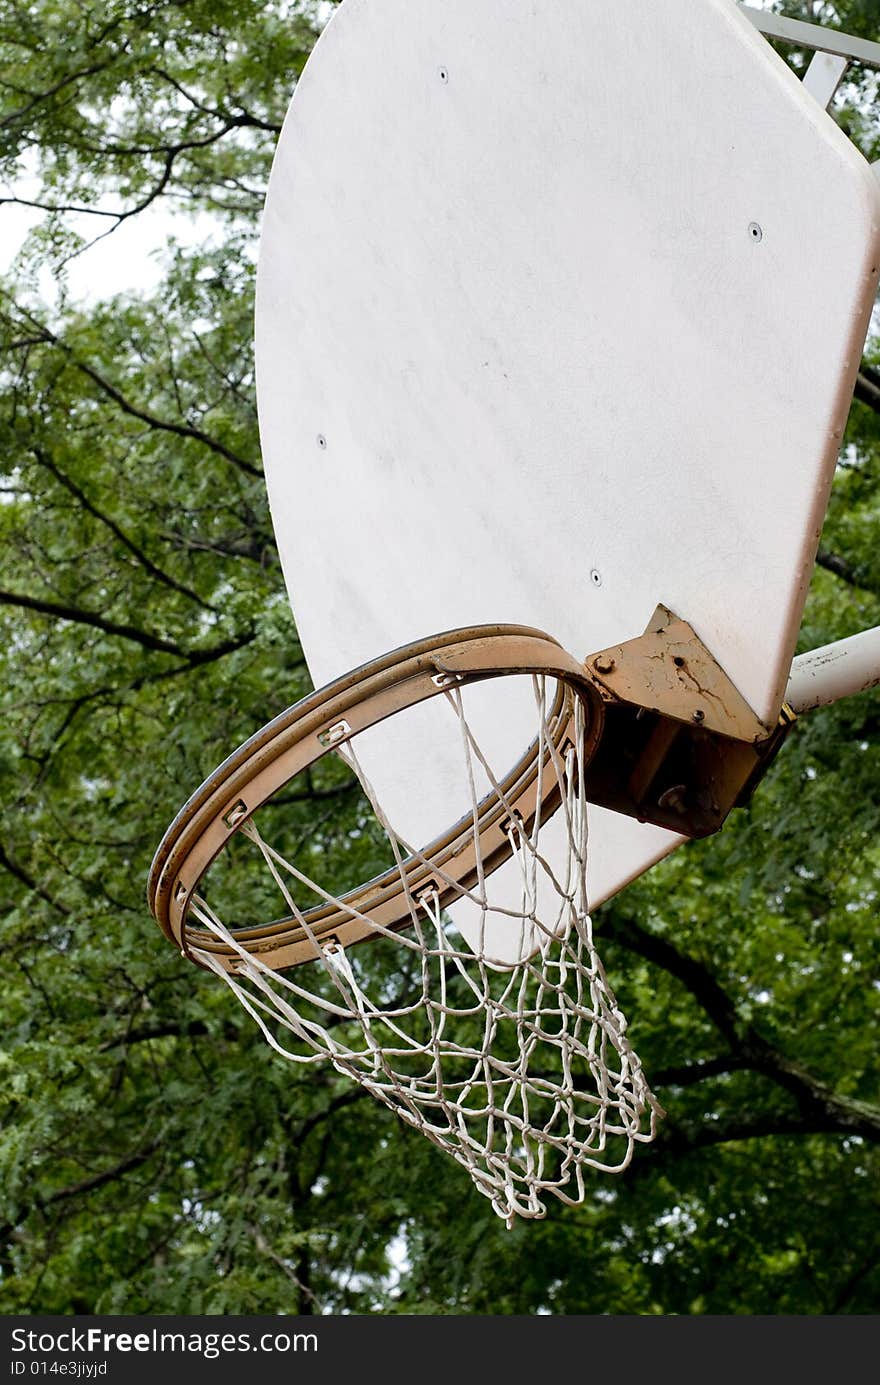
[786,626,880,713]
[739,6,880,70]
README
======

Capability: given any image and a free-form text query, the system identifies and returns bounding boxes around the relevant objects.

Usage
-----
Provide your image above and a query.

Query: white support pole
[802,50,849,110]
[739,6,880,70]
[786,626,880,714]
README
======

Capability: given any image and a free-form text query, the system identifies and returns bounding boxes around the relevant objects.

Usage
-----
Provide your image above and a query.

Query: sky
[0,0,341,304]
[0,193,222,303]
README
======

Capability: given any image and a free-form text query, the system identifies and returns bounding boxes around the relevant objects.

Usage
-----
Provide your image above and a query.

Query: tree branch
[816,547,874,592]
[33,446,218,612]
[1,587,190,657]
[247,1223,323,1311]
[149,66,282,134]
[0,194,119,219]
[0,587,255,665]
[854,368,880,416]
[0,1137,163,1247]
[161,527,278,566]
[603,913,743,1049]
[98,1019,242,1051]
[603,911,880,1143]
[646,1110,840,1158]
[71,344,263,478]
[0,840,71,916]
[828,1250,880,1314]
[272,777,360,806]
[4,306,262,479]
[650,1055,753,1087]
[295,1088,371,1146]
[0,56,117,130]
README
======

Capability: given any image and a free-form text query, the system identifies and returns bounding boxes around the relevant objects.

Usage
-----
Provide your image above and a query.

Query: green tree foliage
[0,0,878,1314]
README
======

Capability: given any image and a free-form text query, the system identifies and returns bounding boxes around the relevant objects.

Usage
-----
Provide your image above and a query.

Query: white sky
[0,195,224,303]
[0,0,339,304]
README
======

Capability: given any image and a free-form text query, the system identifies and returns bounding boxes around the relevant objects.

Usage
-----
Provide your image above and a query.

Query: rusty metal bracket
[579,606,795,838]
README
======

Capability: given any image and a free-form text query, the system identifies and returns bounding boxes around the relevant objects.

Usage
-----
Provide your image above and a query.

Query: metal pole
[802,50,849,110]
[738,6,880,70]
[786,626,880,713]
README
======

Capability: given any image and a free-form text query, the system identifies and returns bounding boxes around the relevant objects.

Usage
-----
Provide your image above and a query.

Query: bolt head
[593,655,615,675]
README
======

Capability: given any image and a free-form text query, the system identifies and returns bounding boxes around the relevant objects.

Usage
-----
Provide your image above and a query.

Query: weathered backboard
[255,0,880,961]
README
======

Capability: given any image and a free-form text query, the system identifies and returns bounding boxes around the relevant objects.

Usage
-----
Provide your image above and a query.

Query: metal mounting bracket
[580,606,795,838]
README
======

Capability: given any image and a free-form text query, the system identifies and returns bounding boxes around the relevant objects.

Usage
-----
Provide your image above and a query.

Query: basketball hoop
[147,0,880,1226]
[149,625,664,1224]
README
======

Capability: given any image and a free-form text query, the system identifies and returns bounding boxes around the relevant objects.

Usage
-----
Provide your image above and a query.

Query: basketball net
[189,679,663,1225]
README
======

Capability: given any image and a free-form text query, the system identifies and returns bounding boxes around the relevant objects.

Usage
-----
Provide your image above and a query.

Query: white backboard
[256,0,880,959]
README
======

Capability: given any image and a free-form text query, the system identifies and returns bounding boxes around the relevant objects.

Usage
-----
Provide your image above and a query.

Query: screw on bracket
[593,655,616,675]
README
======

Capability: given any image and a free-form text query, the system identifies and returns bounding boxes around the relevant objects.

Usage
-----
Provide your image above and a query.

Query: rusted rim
[148,624,603,973]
